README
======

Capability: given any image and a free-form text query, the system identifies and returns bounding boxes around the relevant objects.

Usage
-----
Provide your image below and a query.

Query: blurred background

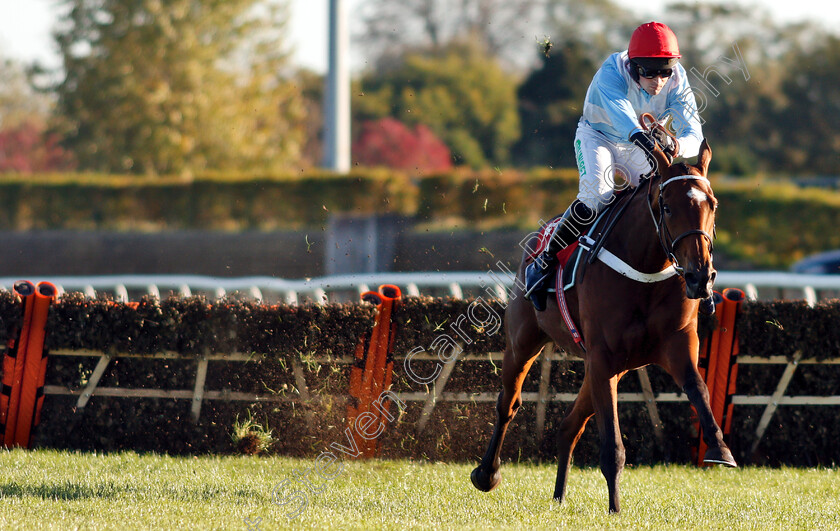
[1,0,840,281]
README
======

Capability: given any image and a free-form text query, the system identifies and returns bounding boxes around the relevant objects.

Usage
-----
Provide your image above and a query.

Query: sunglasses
[636,65,673,79]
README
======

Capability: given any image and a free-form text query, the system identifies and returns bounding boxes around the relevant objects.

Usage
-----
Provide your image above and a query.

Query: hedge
[3,170,840,267]
[1,293,837,465]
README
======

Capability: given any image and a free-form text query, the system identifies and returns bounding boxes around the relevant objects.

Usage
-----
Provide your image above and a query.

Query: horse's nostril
[684,272,698,287]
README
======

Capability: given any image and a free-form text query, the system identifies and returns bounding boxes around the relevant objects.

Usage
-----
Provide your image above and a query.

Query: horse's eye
[663,204,672,215]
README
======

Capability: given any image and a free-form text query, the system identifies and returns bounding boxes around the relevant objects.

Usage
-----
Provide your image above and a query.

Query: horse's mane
[672,162,693,175]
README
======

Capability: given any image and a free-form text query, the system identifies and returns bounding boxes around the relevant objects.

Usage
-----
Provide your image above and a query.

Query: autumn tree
[52,0,306,176]
[352,117,452,171]
[354,41,520,168]
[0,55,75,172]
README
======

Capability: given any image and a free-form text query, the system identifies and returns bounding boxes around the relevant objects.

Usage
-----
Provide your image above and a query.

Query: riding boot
[525,200,595,311]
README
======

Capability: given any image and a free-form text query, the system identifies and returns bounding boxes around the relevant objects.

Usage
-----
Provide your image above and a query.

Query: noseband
[647,175,715,275]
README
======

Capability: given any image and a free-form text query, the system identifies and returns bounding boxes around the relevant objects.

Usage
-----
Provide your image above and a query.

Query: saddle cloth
[530,218,582,271]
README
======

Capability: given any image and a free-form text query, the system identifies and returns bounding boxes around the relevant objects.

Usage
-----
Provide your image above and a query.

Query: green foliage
[712,179,840,268]
[512,39,596,168]
[6,170,840,269]
[52,0,306,176]
[355,41,521,168]
[0,169,418,230]
[774,35,840,174]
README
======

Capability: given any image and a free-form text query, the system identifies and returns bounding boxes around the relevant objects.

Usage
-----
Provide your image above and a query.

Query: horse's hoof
[470,466,502,492]
[703,447,738,467]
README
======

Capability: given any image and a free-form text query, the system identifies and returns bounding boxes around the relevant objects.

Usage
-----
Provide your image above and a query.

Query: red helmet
[628,22,681,59]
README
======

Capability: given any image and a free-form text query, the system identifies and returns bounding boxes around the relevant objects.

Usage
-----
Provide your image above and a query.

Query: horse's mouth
[684,269,716,300]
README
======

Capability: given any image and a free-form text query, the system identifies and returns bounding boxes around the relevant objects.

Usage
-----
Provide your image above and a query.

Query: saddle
[533,184,641,295]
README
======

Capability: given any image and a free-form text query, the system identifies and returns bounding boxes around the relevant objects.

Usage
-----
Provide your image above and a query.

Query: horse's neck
[609,189,671,274]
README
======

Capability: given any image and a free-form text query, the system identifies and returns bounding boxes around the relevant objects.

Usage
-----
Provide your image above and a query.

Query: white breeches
[573,122,653,213]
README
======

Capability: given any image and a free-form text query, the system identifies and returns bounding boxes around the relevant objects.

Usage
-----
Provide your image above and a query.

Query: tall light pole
[322,0,350,172]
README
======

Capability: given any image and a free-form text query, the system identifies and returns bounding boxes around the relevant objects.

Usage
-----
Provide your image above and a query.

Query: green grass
[0,450,838,530]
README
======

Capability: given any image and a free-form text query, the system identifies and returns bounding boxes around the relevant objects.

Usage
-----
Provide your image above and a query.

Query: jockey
[525,21,704,311]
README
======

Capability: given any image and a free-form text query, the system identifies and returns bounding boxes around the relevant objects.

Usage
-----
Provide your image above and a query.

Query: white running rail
[1,271,839,303]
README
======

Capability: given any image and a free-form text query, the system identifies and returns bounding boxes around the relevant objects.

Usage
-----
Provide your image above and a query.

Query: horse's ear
[652,144,671,177]
[695,139,712,176]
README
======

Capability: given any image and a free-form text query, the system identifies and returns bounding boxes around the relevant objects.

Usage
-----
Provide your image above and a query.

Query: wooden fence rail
[38,347,840,454]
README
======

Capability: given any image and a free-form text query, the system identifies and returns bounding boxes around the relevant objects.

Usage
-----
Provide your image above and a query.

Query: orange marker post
[694,291,722,466]
[362,285,402,457]
[13,282,56,448]
[719,288,745,437]
[698,288,744,466]
[2,281,37,448]
[346,291,384,458]
[375,285,400,421]
[356,292,384,416]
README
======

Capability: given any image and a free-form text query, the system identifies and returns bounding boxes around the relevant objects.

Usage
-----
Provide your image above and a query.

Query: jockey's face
[639,74,668,96]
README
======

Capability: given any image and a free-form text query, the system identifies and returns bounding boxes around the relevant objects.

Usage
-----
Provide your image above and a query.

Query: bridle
[646,174,715,275]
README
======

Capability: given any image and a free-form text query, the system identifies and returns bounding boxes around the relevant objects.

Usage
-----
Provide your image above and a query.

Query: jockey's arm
[590,61,645,142]
[665,66,704,158]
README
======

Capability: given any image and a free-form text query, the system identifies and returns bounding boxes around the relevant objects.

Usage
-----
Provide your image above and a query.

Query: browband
[659,175,710,190]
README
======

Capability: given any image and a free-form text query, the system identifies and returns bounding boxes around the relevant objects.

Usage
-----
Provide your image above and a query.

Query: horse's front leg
[663,336,737,467]
[471,336,543,492]
[589,359,625,514]
[677,361,737,467]
[553,374,594,503]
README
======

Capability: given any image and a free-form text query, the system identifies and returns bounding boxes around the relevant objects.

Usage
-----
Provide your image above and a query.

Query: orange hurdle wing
[13,282,56,447]
[3,281,37,448]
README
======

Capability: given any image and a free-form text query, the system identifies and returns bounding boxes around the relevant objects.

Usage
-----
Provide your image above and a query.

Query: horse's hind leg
[471,328,545,492]
[553,375,594,503]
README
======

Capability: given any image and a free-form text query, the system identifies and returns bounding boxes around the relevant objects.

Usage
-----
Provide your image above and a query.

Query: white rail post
[637,367,665,445]
[416,345,463,435]
[249,286,263,302]
[750,350,803,457]
[76,355,112,410]
[115,285,129,303]
[535,344,554,442]
[291,358,311,401]
[191,357,209,422]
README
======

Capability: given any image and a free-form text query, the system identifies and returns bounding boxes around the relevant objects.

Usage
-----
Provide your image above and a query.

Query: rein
[646,174,715,275]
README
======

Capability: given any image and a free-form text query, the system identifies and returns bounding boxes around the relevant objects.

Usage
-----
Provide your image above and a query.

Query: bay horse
[470,140,736,513]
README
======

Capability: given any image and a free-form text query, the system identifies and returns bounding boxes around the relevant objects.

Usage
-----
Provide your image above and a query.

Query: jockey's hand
[630,131,658,170]
[650,126,680,159]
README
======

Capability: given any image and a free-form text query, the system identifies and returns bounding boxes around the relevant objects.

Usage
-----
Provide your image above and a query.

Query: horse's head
[651,140,717,300]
